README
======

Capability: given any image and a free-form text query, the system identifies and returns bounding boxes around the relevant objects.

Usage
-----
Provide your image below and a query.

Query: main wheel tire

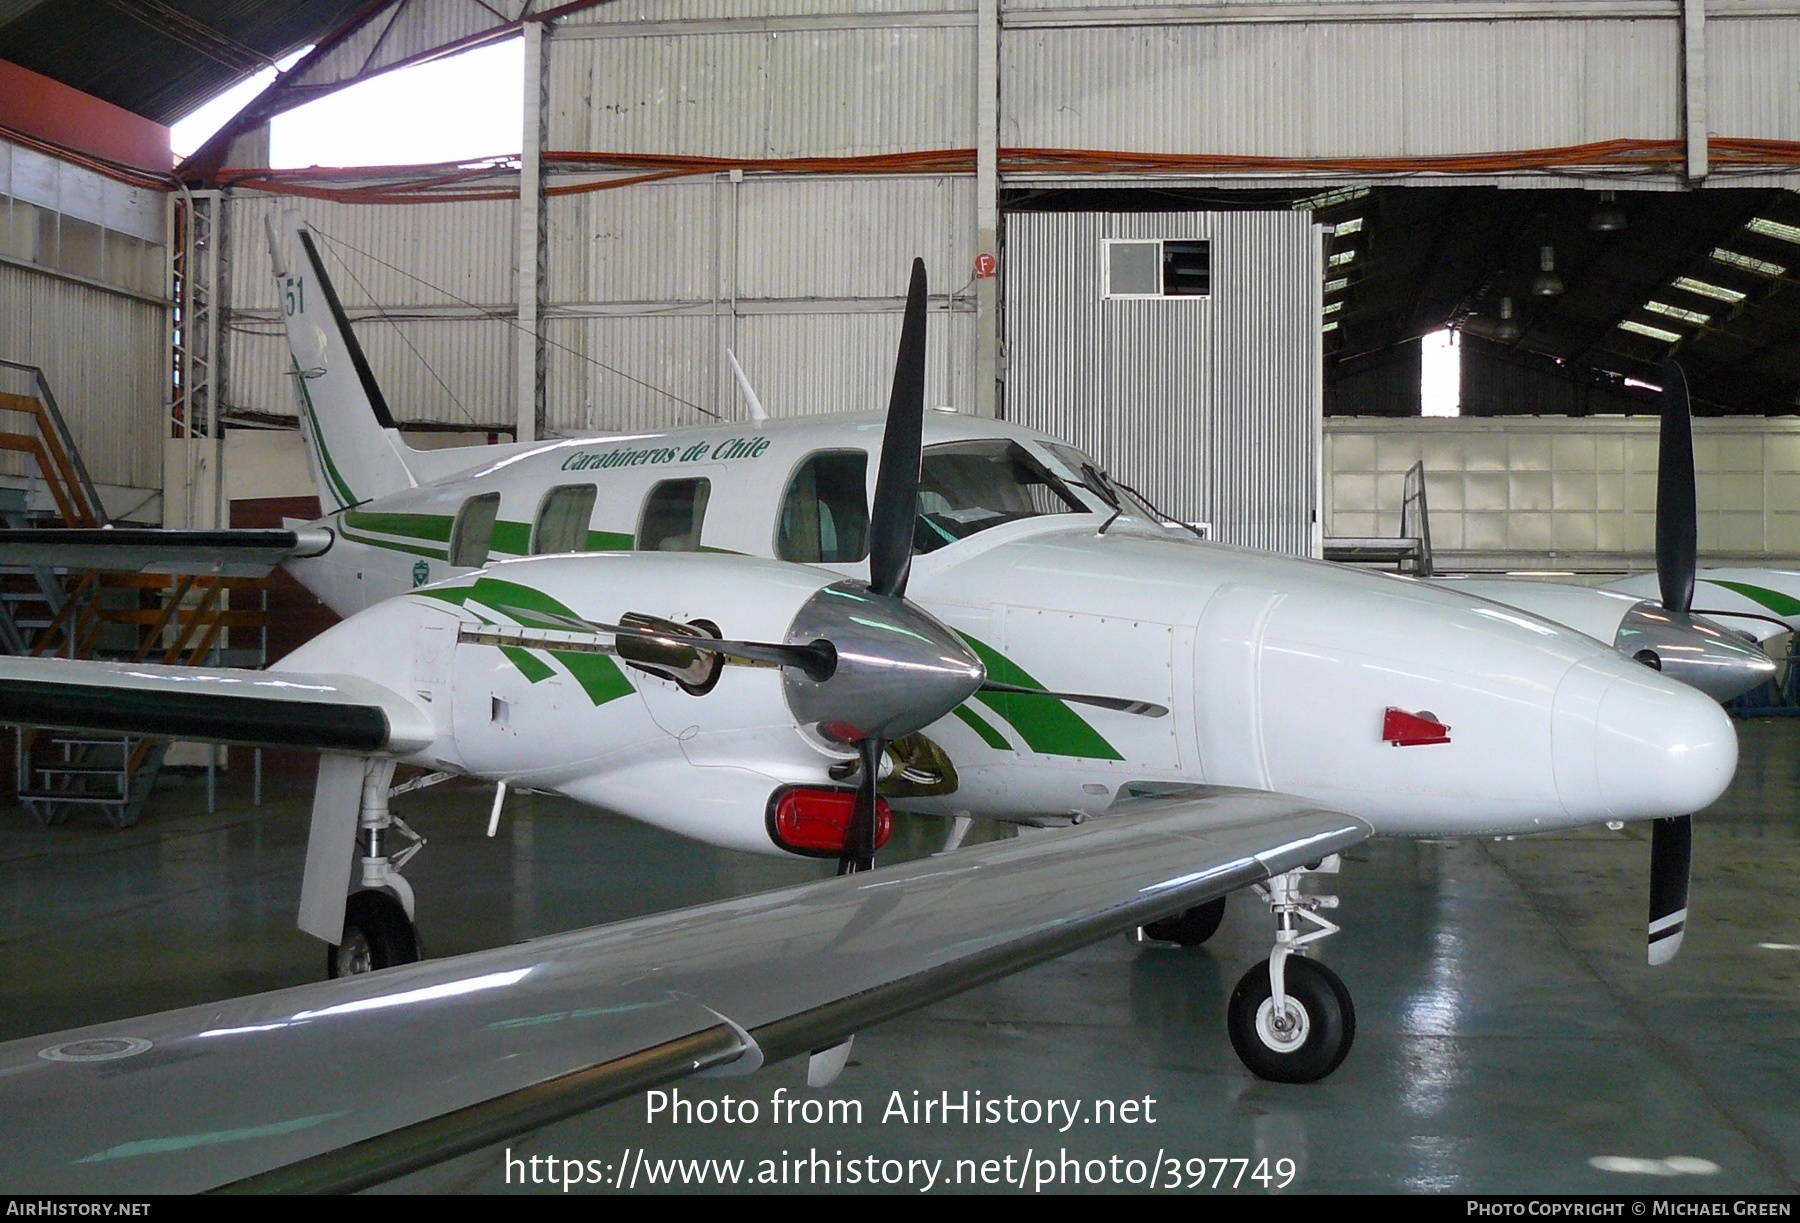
[1143,897,1228,946]
[326,890,422,979]
[1226,956,1355,1083]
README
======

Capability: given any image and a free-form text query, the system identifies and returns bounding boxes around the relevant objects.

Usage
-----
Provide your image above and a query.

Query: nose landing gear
[1226,855,1355,1083]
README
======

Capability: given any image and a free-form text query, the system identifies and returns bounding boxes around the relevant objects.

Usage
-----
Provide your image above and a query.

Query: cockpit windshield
[1039,442,1169,526]
[914,440,1087,554]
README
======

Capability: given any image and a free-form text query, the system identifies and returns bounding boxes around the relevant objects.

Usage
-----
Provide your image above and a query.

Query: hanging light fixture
[1532,246,1564,297]
[1588,190,1627,233]
[1495,296,1521,341]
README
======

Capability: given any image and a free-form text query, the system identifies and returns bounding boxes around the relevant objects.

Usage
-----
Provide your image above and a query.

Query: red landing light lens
[1383,707,1452,747]
[769,788,893,856]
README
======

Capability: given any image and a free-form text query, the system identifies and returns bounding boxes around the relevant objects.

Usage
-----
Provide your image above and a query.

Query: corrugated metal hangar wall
[0,135,166,505]
[1006,210,1322,553]
[196,0,1800,560]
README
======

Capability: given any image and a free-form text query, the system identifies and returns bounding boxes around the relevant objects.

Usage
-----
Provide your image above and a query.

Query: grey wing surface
[0,527,332,577]
[0,789,1367,1194]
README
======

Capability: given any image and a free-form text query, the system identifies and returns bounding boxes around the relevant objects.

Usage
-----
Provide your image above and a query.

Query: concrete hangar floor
[3,724,1798,1196]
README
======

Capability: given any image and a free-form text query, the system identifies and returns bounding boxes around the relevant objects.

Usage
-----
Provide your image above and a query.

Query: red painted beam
[0,59,172,174]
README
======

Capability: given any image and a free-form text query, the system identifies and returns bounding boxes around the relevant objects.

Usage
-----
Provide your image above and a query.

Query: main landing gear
[326,761,432,978]
[1142,855,1355,1083]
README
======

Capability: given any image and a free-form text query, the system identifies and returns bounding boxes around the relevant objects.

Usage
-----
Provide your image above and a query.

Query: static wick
[487,780,508,838]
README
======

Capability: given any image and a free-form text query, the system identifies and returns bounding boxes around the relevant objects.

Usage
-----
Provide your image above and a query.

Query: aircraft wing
[0,789,1366,1194]
[0,655,433,753]
[0,527,333,577]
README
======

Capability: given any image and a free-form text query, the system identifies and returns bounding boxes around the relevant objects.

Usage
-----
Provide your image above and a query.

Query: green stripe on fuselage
[344,510,454,542]
[338,525,448,561]
[1705,579,1800,618]
[956,632,1123,761]
[586,529,633,551]
[490,519,531,555]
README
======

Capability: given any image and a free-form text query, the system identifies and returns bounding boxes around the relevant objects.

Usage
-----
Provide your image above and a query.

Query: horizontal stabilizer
[0,527,332,577]
[0,790,1366,1193]
[0,656,431,753]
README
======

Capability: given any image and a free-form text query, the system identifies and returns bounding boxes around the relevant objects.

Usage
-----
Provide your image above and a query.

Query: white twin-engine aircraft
[0,212,1743,1089]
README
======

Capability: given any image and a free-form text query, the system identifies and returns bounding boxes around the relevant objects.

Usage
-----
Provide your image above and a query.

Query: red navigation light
[1383,707,1451,747]
[767,787,893,857]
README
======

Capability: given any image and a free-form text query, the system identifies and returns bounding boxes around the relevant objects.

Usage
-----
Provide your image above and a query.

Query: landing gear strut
[325,760,428,977]
[1227,855,1355,1083]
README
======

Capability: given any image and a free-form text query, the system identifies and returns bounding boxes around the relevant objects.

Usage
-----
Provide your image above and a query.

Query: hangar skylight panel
[1745,217,1800,246]
[1619,319,1684,344]
[1710,248,1787,278]
[1670,276,1746,305]
[1643,301,1712,327]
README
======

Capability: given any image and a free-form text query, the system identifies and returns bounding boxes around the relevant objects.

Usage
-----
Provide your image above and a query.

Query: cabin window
[448,492,501,567]
[914,440,1086,554]
[777,450,869,564]
[533,484,597,554]
[638,478,711,552]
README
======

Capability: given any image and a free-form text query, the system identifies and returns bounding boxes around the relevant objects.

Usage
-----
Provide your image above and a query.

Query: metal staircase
[0,360,269,828]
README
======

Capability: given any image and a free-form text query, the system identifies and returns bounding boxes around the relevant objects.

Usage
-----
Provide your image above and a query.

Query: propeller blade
[1656,360,1697,615]
[979,680,1170,719]
[867,258,928,600]
[840,735,884,875]
[1648,813,1692,966]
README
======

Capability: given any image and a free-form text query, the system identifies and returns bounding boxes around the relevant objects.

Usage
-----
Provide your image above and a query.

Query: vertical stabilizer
[267,210,418,511]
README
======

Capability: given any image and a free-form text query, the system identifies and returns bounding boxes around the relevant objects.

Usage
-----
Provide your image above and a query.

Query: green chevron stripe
[953,703,1012,751]
[500,646,555,683]
[550,648,637,705]
[956,632,1123,761]
[419,578,635,706]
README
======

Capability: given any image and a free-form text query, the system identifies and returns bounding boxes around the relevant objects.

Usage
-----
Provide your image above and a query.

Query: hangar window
[532,484,597,554]
[914,441,1085,554]
[777,451,869,564]
[1103,239,1211,299]
[638,478,711,552]
[449,492,501,567]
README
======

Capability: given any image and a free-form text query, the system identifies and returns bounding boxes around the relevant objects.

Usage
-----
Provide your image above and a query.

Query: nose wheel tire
[327,889,422,978]
[1227,956,1355,1083]
[1142,896,1227,946]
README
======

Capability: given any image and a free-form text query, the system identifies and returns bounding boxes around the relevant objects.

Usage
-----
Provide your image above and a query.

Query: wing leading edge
[0,790,1367,1194]
[0,655,432,753]
[0,527,333,578]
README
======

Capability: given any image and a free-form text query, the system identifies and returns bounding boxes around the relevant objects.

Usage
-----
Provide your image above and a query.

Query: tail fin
[267,210,418,512]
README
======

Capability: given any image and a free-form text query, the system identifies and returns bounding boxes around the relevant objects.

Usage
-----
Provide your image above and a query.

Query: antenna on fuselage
[726,349,770,425]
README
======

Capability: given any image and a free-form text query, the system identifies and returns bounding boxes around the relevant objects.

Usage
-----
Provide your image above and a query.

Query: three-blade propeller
[843,259,933,873]
[1648,360,1698,964]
